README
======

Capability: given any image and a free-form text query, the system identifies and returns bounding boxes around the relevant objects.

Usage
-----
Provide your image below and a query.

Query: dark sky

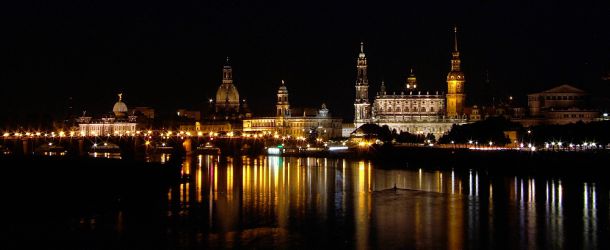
[1,0,609,119]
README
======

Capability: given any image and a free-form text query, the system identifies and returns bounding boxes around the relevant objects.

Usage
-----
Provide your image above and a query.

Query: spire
[380,80,386,94]
[118,93,123,102]
[450,26,462,72]
[223,57,233,82]
[453,26,458,52]
[359,41,366,58]
[407,68,417,89]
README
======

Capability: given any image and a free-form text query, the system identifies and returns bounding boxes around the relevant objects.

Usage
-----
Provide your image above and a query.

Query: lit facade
[514,84,600,126]
[353,28,467,139]
[78,93,138,136]
[243,81,343,140]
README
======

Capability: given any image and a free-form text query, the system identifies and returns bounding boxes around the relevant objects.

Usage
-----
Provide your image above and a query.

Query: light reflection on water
[159,155,609,248]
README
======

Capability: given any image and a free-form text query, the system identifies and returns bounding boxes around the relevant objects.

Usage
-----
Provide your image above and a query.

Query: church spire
[406,68,417,90]
[223,57,233,83]
[453,26,458,52]
[450,26,461,72]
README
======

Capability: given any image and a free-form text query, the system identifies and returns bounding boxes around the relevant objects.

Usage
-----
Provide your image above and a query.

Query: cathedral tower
[276,80,290,117]
[406,68,417,90]
[215,57,240,113]
[446,27,465,118]
[354,42,371,126]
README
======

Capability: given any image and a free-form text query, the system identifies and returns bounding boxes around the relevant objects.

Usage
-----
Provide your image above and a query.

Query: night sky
[1,0,609,119]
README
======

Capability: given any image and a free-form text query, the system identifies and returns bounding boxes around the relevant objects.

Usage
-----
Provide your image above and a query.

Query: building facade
[515,84,600,126]
[205,58,252,121]
[354,28,467,139]
[243,81,343,140]
[78,93,138,136]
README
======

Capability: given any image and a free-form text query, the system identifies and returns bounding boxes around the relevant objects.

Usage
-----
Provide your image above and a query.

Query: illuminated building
[78,93,138,136]
[446,26,466,118]
[514,84,600,126]
[194,58,252,133]
[243,81,343,139]
[354,28,467,139]
[354,42,371,127]
[206,58,252,120]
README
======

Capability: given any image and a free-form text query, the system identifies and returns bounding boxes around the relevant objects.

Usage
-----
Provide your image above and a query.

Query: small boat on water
[90,142,120,153]
[35,143,67,156]
[196,143,220,154]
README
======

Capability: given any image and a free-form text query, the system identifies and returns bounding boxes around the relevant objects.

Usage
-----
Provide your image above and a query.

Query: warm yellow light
[3,133,10,137]
[59,131,65,137]
[145,141,150,145]
[197,131,203,136]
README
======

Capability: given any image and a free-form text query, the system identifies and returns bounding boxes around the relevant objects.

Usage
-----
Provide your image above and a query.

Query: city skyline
[2,1,610,119]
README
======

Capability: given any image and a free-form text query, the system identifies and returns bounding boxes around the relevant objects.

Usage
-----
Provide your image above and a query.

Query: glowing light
[3,133,9,137]
[93,143,97,147]
[197,131,203,136]
[328,146,349,151]
[48,142,53,146]
[145,141,150,145]
[267,147,281,155]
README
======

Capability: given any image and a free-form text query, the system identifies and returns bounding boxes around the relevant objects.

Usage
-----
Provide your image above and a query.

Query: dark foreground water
[4,154,610,249]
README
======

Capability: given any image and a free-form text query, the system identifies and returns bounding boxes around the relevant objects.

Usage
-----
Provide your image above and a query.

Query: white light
[93,143,97,147]
[328,146,349,151]
[267,147,281,155]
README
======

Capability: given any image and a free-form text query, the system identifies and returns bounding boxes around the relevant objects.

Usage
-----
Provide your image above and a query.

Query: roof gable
[541,84,586,94]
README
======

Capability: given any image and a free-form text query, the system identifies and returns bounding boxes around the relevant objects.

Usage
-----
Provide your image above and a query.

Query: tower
[446,26,465,118]
[215,57,240,113]
[276,80,290,117]
[354,41,371,126]
[406,68,417,90]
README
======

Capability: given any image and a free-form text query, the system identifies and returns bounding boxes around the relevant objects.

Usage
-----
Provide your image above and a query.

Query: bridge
[1,131,271,157]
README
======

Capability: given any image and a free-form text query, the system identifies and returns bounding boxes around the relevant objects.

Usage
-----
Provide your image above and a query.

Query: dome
[215,83,240,111]
[112,93,128,117]
[446,71,464,81]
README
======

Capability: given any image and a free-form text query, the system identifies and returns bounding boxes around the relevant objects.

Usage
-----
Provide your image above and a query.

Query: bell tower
[354,41,371,127]
[446,26,465,118]
[276,80,290,117]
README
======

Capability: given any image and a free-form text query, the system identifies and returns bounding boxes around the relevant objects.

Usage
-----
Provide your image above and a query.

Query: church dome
[446,71,465,80]
[215,83,240,110]
[112,93,128,117]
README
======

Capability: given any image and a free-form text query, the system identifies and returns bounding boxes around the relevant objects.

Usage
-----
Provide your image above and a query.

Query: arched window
[420,107,426,112]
